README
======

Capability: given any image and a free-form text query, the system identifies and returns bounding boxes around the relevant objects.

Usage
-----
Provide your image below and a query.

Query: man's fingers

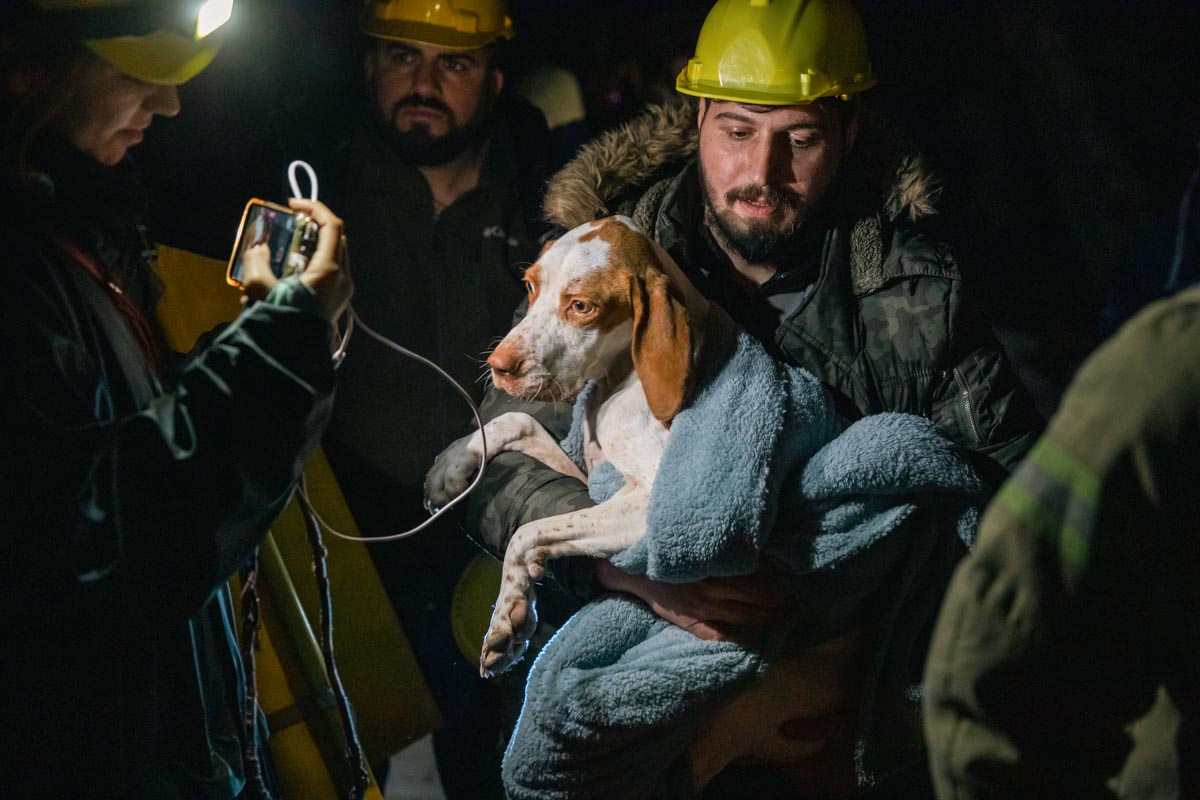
[685,620,760,646]
[596,562,786,644]
[240,243,277,302]
[700,575,788,609]
[706,597,782,626]
[684,621,725,642]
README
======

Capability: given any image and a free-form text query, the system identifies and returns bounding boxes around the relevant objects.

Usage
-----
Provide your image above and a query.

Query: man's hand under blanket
[594,559,788,644]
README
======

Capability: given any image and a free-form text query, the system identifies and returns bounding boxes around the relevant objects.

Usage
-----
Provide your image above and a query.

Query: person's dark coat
[0,141,335,799]
[324,94,552,494]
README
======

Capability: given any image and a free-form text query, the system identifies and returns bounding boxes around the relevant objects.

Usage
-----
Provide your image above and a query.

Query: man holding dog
[463,0,1042,795]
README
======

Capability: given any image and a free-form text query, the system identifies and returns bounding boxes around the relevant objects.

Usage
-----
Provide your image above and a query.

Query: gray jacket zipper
[953,366,983,445]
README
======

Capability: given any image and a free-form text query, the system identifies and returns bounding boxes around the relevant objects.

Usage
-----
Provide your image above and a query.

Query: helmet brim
[85,30,222,86]
[675,75,878,106]
[361,16,513,51]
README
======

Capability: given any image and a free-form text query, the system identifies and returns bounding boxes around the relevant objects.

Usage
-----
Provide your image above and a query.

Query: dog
[425,216,872,789]
[424,215,710,677]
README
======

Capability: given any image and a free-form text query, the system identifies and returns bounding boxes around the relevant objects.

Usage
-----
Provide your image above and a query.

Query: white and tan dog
[425,215,709,677]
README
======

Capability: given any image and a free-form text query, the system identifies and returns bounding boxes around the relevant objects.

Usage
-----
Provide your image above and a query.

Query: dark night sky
[140,0,1200,416]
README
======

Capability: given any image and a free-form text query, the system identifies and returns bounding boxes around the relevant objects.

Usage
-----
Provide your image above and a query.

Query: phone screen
[227,200,302,286]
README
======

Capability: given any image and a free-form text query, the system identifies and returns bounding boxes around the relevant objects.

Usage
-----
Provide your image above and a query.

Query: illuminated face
[365,38,502,165]
[697,100,846,264]
[57,58,180,166]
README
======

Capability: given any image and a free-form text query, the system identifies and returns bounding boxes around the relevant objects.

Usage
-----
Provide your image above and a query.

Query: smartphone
[226,198,316,288]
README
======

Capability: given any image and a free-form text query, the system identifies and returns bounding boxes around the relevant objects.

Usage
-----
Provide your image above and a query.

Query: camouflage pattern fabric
[466,388,597,606]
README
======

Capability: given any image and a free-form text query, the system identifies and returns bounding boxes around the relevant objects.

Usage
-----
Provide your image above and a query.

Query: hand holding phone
[235,198,352,319]
[227,199,319,288]
[290,198,353,318]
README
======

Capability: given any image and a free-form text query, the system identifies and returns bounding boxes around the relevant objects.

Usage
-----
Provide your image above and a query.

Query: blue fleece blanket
[504,310,987,799]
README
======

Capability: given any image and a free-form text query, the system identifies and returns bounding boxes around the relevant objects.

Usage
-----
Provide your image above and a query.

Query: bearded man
[318,2,553,798]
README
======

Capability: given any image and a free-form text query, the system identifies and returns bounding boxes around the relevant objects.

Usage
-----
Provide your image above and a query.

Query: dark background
[140,0,1200,418]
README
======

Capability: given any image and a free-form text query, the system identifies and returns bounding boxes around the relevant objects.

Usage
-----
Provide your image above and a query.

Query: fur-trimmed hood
[543,99,942,232]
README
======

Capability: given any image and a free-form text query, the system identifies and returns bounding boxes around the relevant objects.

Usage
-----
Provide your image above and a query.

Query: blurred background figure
[1100,148,1200,336]
[512,63,591,168]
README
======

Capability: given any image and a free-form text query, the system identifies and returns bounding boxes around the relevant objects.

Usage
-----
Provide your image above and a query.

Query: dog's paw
[424,432,483,511]
[479,578,538,678]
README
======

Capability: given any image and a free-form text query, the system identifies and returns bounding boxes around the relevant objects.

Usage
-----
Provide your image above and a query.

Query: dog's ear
[631,270,692,425]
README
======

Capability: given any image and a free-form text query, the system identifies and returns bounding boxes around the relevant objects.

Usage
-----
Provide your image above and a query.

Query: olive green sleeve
[925,290,1200,798]
[923,441,1171,800]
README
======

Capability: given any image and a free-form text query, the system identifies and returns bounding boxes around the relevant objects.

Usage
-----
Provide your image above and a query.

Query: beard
[699,161,810,264]
[375,92,495,167]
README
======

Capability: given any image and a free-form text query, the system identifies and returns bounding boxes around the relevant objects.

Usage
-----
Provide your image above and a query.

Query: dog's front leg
[480,485,649,677]
[424,411,585,511]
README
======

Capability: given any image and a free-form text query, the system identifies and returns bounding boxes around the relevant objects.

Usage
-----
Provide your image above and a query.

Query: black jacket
[324,94,552,499]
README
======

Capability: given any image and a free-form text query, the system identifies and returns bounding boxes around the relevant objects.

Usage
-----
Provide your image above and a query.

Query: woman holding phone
[0,2,351,797]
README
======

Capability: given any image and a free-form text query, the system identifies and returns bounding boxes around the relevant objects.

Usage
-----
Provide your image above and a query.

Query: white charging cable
[287,160,355,366]
[288,159,319,203]
[284,160,490,543]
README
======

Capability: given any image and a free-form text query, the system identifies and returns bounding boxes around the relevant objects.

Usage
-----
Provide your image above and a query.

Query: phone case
[225,198,300,288]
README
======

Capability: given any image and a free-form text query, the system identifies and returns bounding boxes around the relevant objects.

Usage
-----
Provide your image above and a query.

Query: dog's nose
[488,347,522,376]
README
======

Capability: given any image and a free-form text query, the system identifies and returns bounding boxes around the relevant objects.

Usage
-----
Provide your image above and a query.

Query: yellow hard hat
[450,553,502,665]
[360,0,514,51]
[676,0,877,106]
[34,0,233,86]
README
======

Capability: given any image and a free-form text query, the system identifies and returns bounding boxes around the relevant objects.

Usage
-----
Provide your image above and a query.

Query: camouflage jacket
[467,102,1041,601]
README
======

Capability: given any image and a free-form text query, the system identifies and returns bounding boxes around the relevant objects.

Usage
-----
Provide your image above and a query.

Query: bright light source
[196,0,233,39]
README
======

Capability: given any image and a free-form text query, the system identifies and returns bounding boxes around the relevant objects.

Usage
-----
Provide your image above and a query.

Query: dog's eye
[571,300,594,314]
[525,281,535,295]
